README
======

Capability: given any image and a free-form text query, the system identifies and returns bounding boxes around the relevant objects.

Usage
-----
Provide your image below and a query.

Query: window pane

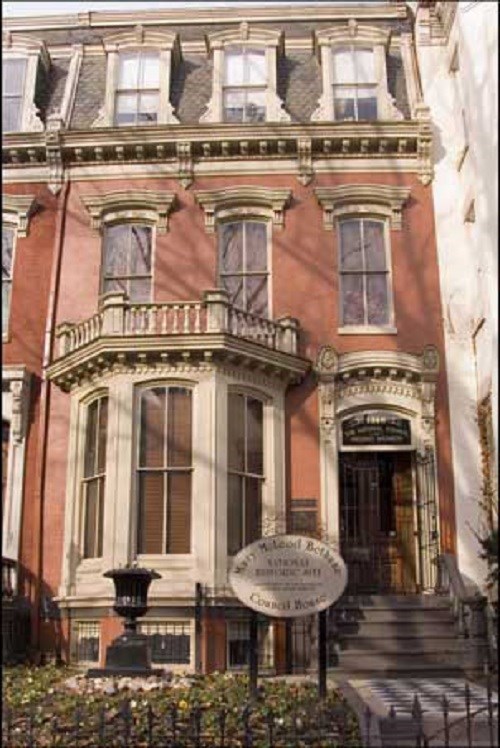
[83,479,99,558]
[222,276,244,309]
[245,477,262,545]
[340,220,363,271]
[367,274,389,325]
[140,388,165,468]
[245,223,267,272]
[247,51,266,84]
[228,393,245,472]
[247,398,263,475]
[357,89,378,121]
[115,93,137,125]
[140,53,160,88]
[364,221,386,271]
[332,48,355,83]
[97,397,108,474]
[2,228,14,279]
[84,400,98,478]
[341,274,364,325]
[118,54,139,88]
[225,50,244,85]
[2,59,26,96]
[168,388,192,468]
[130,226,152,274]
[2,421,9,516]
[103,277,128,296]
[138,472,164,554]
[245,90,266,123]
[220,223,243,274]
[138,93,159,124]
[2,282,11,334]
[333,86,356,120]
[2,98,22,132]
[128,278,151,302]
[228,474,243,555]
[103,225,129,276]
[167,472,191,553]
[246,275,268,316]
[355,49,375,83]
[223,90,245,122]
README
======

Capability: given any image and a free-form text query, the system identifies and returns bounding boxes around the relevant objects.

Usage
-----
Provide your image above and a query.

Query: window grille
[75,621,100,663]
[139,621,191,665]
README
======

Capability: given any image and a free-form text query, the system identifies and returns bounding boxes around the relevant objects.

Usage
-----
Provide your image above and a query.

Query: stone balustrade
[55,290,300,359]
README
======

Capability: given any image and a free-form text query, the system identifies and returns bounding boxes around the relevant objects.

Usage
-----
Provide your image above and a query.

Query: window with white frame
[227,392,264,556]
[82,395,108,559]
[74,621,100,663]
[227,620,273,669]
[219,221,268,316]
[137,386,192,555]
[332,47,378,121]
[139,621,191,665]
[2,421,9,518]
[223,47,267,123]
[2,59,27,132]
[2,226,15,336]
[115,52,160,126]
[102,223,152,302]
[338,218,392,327]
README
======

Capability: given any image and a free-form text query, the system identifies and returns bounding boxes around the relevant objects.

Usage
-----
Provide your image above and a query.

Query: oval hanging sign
[229,534,348,618]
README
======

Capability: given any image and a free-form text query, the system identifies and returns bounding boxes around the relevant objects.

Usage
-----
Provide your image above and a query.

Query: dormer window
[332,47,377,121]
[223,48,266,123]
[201,23,290,124]
[92,27,180,128]
[115,51,160,126]
[2,59,27,132]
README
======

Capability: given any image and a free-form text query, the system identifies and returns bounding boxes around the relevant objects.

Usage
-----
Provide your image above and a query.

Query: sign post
[229,534,347,699]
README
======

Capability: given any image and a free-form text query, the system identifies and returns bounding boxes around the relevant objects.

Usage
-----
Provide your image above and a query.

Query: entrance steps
[330,594,465,677]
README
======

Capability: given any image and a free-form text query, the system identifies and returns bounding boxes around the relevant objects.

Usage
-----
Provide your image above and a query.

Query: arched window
[82,395,108,559]
[137,386,192,555]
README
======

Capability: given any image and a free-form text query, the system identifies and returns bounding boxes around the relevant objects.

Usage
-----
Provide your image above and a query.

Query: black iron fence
[2,678,498,748]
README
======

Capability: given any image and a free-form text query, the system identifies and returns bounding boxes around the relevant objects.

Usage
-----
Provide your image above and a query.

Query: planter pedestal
[87,567,162,678]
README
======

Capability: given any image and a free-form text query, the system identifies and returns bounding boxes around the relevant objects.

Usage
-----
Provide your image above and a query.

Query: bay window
[82,396,108,559]
[227,392,264,555]
[339,217,392,327]
[137,386,192,555]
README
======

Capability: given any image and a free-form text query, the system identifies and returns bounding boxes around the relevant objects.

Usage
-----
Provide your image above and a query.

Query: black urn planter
[87,566,162,678]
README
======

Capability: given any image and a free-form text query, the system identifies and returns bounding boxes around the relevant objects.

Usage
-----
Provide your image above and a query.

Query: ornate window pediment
[201,22,290,124]
[195,186,291,232]
[81,190,177,233]
[312,20,403,123]
[315,184,411,230]
[2,32,49,133]
[2,194,37,237]
[93,26,181,128]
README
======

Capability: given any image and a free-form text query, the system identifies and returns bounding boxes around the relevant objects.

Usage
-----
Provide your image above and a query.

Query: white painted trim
[2,34,49,133]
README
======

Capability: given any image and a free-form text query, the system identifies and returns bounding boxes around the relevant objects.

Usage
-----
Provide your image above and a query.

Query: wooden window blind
[227,393,264,555]
[137,386,192,554]
[82,396,108,558]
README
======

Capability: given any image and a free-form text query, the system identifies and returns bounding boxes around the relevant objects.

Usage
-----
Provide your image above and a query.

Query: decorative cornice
[2,31,50,68]
[205,22,284,53]
[314,20,391,53]
[195,186,292,232]
[2,194,37,237]
[315,184,412,229]
[102,25,181,64]
[81,190,177,232]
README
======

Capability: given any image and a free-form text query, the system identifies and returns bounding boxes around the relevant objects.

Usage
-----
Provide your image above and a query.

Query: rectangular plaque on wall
[342,414,411,446]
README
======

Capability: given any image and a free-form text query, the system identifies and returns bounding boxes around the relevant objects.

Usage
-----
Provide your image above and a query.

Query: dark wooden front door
[339,452,417,594]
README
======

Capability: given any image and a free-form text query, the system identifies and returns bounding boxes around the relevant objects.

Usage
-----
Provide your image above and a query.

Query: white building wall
[415,1,498,589]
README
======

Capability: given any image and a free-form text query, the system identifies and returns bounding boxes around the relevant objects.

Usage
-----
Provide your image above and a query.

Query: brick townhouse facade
[3,1,463,673]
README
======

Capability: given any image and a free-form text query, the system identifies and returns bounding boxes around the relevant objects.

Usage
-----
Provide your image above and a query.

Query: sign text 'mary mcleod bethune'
[229,535,348,618]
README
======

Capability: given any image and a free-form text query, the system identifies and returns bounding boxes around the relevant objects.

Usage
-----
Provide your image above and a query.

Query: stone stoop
[330,594,466,677]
